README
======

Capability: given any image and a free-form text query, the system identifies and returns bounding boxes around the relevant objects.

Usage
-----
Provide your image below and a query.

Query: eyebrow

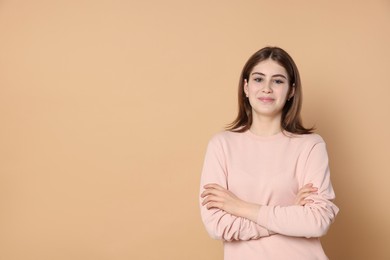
[251,72,287,79]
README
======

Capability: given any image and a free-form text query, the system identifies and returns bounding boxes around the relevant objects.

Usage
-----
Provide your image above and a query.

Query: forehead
[250,59,288,76]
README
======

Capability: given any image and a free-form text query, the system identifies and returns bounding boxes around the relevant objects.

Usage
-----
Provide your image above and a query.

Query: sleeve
[256,141,339,238]
[199,135,271,241]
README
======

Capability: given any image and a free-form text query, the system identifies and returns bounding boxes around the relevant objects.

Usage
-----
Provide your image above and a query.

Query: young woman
[199,47,339,260]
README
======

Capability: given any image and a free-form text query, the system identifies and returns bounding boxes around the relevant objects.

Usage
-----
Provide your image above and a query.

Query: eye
[274,79,284,84]
[253,77,263,82]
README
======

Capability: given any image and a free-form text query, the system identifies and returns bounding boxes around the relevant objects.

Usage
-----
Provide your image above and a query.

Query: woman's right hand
[294,183,318,206]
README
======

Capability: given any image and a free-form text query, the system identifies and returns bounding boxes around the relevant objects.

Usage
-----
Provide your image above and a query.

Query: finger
[296,193,317,205]
[202,195,224,206]
[206,201,223,210]
[202,191,227,204]
[201,188,225,198]
[298,186,318,193]
[297,188,318,197]
[202,196,211,206]
[295,195,306,204]
[203,183,226,190]
[203,199,221,209]
[201,188,218,198]
[299,184,319,193]
[298,190,318,199]
[299,199,314,206]
[295,191,316,204]
[298,198,313,206]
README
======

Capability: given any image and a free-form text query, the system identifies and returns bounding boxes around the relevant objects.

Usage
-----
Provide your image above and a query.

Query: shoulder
[299,133,325,144]
[208,130,240,143]
[287,132,327,151]
[206,130,244,148]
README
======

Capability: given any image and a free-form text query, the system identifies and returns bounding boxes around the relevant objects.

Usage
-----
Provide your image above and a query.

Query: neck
[249,113,282,136]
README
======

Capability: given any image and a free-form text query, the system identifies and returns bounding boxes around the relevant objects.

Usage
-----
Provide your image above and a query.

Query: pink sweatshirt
[199,130,339,260]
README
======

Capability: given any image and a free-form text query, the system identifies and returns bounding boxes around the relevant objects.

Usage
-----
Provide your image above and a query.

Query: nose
[262,81,272,93]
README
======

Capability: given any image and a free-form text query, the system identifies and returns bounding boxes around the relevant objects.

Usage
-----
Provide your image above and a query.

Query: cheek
[277,87,290,98]
[248,85,260,93]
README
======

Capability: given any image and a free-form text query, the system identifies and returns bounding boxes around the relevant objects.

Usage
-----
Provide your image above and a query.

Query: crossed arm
[199,138,338,241]
[201,183,318,223]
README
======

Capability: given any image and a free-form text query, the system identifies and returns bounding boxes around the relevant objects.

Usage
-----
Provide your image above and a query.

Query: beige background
[0,1,389,259]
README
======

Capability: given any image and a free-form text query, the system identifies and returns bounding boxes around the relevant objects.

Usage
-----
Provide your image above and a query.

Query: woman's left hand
[201,183,259,221]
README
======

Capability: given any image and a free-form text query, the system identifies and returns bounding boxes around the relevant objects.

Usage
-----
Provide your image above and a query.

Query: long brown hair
[226,46,314,134]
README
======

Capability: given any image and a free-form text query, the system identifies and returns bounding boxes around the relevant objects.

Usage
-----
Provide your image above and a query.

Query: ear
[244,79,249,96]
[288,84,295,100]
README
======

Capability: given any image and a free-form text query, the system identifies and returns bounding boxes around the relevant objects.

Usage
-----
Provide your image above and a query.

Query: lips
[258,97,275,103]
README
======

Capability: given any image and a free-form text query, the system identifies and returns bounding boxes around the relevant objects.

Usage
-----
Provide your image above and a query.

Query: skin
[201,183,318,223]
[244,58,295,136]
[201,59,317,223]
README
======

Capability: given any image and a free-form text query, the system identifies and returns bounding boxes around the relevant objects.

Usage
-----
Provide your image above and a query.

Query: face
[244,59,294,119]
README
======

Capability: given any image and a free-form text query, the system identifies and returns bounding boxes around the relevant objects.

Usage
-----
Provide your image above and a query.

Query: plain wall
[0,1,389,259]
